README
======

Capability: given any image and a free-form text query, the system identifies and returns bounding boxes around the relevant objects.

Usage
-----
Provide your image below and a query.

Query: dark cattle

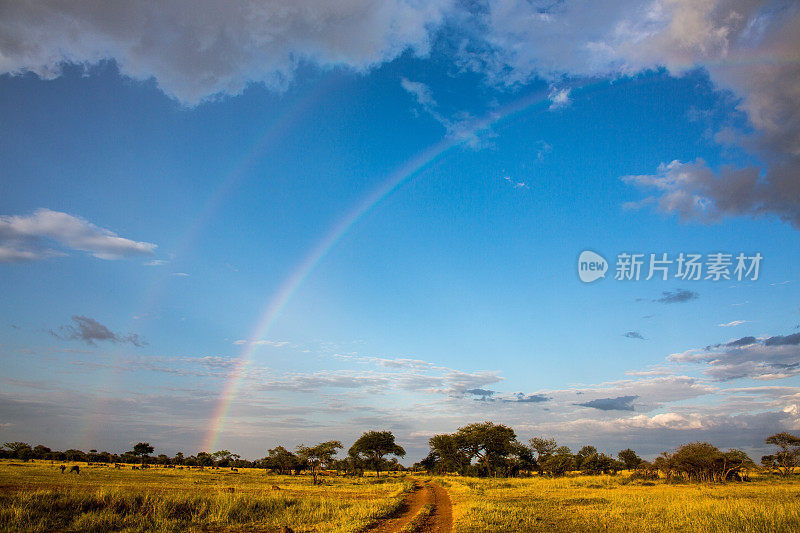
[59,465,66,473]
[68,465,80,474]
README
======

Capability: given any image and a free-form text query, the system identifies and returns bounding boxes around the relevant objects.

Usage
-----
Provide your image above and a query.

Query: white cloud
[4,2,798,225]
[547,86,571,110]
[0,208,156,262]
[503,176,529,189]
[669,331,800,381]
[0,0,453,105]
[718,320,747,327]
[400,77,497,149]
[400,77,436,108]
[233,339,290,347]
[466,0,800,227]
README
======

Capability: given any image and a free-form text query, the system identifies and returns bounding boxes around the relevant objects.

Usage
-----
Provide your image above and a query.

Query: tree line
[0,430,407,483]
[3,424,799,482]
[417,422,797,481]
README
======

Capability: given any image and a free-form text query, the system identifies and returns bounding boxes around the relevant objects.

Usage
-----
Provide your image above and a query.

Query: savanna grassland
[2,460,800,532]
[441,473,800,532]
[0,460,410,532]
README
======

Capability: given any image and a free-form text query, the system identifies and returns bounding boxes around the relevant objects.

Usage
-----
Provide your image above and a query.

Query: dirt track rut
[365,479,452,533]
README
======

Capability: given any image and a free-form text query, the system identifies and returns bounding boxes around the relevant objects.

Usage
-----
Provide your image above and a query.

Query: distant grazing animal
[231,467,238,472]
[59,465,66,473]
[132,466,139,470]
[68,465,80,474]
[114,463,121,469]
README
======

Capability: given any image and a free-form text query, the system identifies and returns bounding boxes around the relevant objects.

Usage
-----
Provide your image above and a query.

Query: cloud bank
[672,330,800,381]
[0,0,453,105]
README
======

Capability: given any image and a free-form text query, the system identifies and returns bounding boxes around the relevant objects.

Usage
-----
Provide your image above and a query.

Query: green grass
[0,460,411,532]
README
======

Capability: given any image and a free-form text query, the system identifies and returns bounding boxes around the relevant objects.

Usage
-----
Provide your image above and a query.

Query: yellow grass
[0,460,410,532]
[437,473,800,532]
[3,461,800,532]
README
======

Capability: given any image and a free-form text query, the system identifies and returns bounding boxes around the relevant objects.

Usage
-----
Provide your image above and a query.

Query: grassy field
[0,460,410,532]
[3,461,800,532]
[440,473,800,532]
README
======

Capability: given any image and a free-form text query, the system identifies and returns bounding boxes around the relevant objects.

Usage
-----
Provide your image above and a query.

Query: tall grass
[0,461,410,532]
[444,473,800,532]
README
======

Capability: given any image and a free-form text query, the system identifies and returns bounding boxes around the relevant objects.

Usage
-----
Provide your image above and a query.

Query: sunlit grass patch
[0,460,410,532]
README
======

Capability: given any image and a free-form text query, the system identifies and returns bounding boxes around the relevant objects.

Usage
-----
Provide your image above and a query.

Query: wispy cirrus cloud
[0,208,156,262]
[400,77,497,149]
[718,320,747,327]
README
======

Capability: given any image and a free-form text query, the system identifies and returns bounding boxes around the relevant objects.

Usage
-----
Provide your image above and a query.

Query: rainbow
[201,83,577,452]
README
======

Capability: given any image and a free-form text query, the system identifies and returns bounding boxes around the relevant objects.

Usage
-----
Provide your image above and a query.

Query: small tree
[349,431,406,477]
[618,448,643,470]
[266,446,300,475]
[196,451,214,467]
[765,432,800,477]
[529,437,557,475]
[297,441,342,484]
[542,446,574,476]
[3,442,32,461]
[575,446,597,470]
[131,442,154,465]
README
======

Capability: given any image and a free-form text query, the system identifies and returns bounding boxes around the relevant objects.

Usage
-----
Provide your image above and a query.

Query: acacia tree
[661,442,754,482]
[348,431,406,477]
[575,445,597,470]
[457,422,518,477]
[131,442,154,465]
[266,446,300,475]
[427,433,469,474]
[542,446,574,476]
[529,437,557,475]
[3,442,32,461]
[297,441,342,484]
[765,432,800,477]
[618,448,643,470]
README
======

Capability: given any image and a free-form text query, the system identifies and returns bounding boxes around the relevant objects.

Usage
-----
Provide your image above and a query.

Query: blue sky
[1,0,799,461]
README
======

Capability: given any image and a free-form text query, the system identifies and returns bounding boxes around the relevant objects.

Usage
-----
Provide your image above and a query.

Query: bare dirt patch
[365,479,452,533]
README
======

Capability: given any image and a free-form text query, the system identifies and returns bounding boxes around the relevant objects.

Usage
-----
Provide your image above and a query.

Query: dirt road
[365,479,452,533]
